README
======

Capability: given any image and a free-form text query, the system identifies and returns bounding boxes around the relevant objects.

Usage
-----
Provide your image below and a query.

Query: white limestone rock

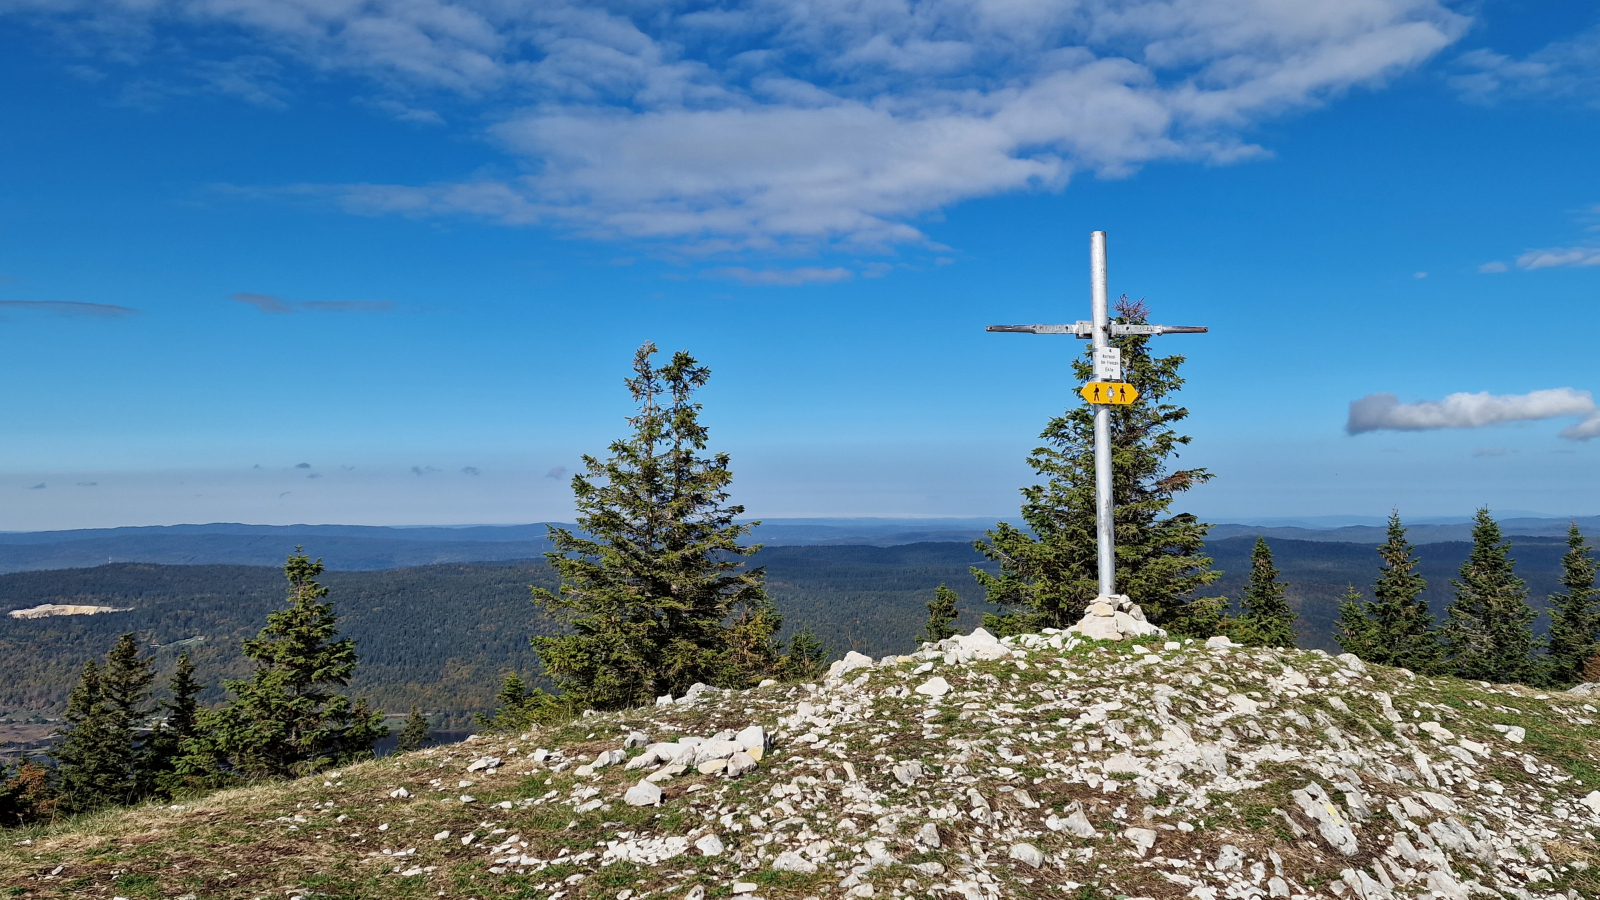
[624,780,663,807]
[1008,843,1044,868]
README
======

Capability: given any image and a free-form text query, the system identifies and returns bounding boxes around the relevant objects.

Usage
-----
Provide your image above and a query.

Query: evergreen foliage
[1545,524,1600,686]
[531,343,778,711]
[778,626,829,682]
[973,297,1221,637]
[1229,538,1297,647]
[51,634,155,813]
[1441,509,1540,684]
[145,652,203,796]
[182,550,385,780]
[395,706,431,753]
[474,672,567,731]
[919,583,961,644]
[1335,512,1441,672]
[1333,585,1375,660]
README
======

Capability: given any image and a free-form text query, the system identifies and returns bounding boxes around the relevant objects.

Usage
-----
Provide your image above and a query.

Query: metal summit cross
[987,231,1208,601]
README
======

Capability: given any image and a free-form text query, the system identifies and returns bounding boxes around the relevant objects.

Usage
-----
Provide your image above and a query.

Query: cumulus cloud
[234,293,396,313]
[294,462,311,468]
[1347,388,1600,437]
[0,299,140,317]
[3,1,1470,252]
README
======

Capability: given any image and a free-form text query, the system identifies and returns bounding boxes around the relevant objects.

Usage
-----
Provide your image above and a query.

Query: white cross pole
[987,231,1208,599]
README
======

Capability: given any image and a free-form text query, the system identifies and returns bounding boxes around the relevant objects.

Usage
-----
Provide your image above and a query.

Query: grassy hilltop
[3,631,1596,900]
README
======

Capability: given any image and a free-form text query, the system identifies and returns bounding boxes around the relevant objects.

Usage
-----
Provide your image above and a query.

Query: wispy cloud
[27,483,45,490]
[1478,261,1508,273]
[1515,247,1600,271]
[1348,388,1600,439]
[706,267,854,287]
[545,466,567,480]
[461,466,481,476]
[234,293,395,314]
[1451,25,1600,105]
[0,300,140,317]
[3,1,1470,253]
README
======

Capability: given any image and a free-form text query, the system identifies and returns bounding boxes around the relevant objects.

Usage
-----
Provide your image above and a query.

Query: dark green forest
[0,535,1576,726]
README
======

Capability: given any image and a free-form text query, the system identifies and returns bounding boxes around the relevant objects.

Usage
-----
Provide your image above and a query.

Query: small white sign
[1094,347,1122,380]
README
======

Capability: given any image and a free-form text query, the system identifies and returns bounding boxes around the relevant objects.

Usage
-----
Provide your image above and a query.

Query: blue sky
[2,0,1599,530]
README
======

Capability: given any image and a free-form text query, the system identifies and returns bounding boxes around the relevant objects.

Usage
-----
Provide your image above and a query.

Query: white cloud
[1451,24,1600,104]
[1516,246,1600,270]
[8,0,1470,251]
[1347,388,1598,436]
[1477,260,1507,273]
[706,266,854,286]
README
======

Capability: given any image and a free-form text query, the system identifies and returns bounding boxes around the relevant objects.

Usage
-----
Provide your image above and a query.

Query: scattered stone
[916,822,941,848]
[1008,843,1044,868]
[1123,826,1157,856]
[695,834,725,856]
[915,676,951,698]
[465,756,501,772]
[772,850,818,874]
[625,780,663,807]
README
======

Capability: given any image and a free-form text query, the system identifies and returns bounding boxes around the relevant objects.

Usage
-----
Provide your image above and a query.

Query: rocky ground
[3,628,1598,900]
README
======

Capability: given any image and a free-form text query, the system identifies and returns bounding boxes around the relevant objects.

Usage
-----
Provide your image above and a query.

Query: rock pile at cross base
[7,627,1599,900]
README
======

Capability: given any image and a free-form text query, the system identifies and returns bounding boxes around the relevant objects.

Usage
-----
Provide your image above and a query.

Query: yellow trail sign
[1080,382,1139,405]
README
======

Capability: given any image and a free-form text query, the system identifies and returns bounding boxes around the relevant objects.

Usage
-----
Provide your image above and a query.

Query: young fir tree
[779,626,829,682]
[919,583,961,644]
[973,297,1221,636]
[145,652,203,796]
[1338,511,1441,671]
[532,343,777,710]
[185,550,385,779]
[1230,537,1297,647]
[1545,523,1600,686]
[1441,509,1540,684]
[52,634,155,813]
[1333,585,1377,661]
[395,706,431,753]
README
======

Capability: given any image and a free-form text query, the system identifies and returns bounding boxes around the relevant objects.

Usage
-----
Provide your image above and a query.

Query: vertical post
[1089,231,1114,597]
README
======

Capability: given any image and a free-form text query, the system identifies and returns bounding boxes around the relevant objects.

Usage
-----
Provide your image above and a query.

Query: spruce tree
[1231,537,1297,647]
[1441,508,1540,684]
[532,343,774,710]
[52,635,155,813]
[1333,585,1376,660]
[1353,511,1441,672]
[186,549,385,779]
[779,626,829,682]
[145,652,203,796]
[1545,523,1600,686]
[396,706,431,753]
[974,297,1221,636]
[919,583,961,644]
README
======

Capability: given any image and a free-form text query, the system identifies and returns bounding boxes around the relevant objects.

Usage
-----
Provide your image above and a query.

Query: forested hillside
[0,535,1574,726]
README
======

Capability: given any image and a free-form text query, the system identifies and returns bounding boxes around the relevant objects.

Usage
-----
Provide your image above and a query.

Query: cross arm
[985,322,1207,337]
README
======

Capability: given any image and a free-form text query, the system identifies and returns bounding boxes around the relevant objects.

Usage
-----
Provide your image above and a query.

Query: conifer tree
[919,583,961,644]
[532,343,774,710]
[779,626,829,682]
[185,550,385,779]
[145,652,203,795]
[1230,537,1297,647]
[1333,585,1376,660]
[1545,524,1600,686]
[396,706,431,753]
[1342,512,1441,671]
[1441,509,1540,684]
[974,297,1221,636]
[52,635,155,813]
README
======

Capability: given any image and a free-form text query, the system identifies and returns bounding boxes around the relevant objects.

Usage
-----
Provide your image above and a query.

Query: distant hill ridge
[0,516,1595,574]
